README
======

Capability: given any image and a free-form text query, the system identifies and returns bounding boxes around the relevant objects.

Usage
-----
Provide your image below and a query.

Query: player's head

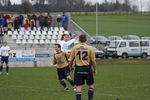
[3,41,7,46]
[54,44,61,53]
[79,34,87,43]
[61,34,69,41]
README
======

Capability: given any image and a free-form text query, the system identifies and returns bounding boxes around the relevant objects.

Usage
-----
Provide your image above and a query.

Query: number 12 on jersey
[77,51,88,60]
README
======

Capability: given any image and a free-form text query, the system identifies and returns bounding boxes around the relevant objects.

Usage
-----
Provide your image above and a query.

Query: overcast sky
[10,0,150,11]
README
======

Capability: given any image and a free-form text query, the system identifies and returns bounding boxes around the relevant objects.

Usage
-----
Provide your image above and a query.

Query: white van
[105,40,150,58]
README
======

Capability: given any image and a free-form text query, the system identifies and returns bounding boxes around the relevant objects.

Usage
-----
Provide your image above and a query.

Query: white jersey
[59,39,76,52]
[0,46,10,57]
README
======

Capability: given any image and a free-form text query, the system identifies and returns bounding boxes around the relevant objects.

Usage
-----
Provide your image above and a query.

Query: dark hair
[54,43,61,48]
[61,34,68,40]
[79,34,87,42]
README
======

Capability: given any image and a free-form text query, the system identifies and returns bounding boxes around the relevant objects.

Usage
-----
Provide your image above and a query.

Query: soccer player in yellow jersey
[70,34,96,100]
[53,44,76,91]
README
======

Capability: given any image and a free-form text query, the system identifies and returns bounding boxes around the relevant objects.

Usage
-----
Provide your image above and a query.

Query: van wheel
[142,53,147,58]
[122,53,128,59]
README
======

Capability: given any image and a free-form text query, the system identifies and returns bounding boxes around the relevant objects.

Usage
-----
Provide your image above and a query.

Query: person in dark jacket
[14,17,20,31]
[0,15,5,45]
[38,14,45,31]
[61,12,68,30]
[31,14,37,28]
[18,15,24,27]
[57,14,61,28]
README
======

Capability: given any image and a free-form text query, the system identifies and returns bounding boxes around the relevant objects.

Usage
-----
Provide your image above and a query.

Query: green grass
[72,15,150,37]
[0,62,150,100]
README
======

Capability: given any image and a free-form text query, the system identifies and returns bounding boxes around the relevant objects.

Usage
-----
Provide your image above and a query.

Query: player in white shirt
[59,34,78,52]
[0,41,11,75]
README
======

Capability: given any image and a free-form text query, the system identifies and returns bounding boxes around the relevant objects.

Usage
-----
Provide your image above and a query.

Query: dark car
[92,46,104,58]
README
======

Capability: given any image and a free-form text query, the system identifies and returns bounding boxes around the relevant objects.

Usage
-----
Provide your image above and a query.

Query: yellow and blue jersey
[70,43,96,66]
[53,51,69,69]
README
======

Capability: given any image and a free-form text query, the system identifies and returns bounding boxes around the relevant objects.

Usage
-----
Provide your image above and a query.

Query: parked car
[92,46,105,58]
[92,36,110,44]
[122,35,140,40]
[108,36,122,41]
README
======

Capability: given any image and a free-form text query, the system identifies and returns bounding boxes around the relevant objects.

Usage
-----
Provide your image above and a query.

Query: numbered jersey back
[70,43,95,66]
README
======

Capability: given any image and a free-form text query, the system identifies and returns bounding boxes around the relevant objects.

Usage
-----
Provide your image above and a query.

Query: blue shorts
[74,65,94,86]
[57,66,70,80]
[1,56,9,64]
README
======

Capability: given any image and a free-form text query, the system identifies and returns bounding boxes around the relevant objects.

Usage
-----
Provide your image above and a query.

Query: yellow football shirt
[53,51,69,69]
[70,43,96,66]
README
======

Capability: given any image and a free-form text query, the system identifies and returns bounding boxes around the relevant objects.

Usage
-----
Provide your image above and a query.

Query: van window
[141,41,149,47]
[119,42,126,48]
[129,42,139,47]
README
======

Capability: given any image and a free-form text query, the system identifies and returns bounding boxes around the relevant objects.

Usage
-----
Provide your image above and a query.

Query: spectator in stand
[10,15,15,27]
[38,14,45,31]
[24,16,29,31]
[0,15,6,45]
[31,14,38,28]
[61,12,68,30]
[27,15,31,27]
[30,17,36,31]
[4,14,10,27]
[57,14,61,28]
[18,14,24,27]
[46,16,52,31]
[0,15,5,27]
[6,16,13,31]
[14,17,20,31]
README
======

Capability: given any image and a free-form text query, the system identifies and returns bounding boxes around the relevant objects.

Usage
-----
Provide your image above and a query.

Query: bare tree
[123,0,131,12]
[21,0,32,14]
[132,5,138,14]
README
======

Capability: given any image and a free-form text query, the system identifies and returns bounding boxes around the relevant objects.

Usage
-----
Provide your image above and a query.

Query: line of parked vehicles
[90,35,150,59]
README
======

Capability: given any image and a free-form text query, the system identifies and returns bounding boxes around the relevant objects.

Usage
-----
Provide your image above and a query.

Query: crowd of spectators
[0,12,69,44]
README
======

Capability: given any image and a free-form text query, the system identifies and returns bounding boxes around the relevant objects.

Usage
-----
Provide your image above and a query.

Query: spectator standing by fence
[38,14,45,31]
[14,17,20,31]
[30,17,36,31]
[6,16,13,31]
[46,16,52,31]
[61,12,68,30]
[18,15,24,27]
[24,16,29,31]
[57,14,61,28]
[0,15,5,45]
[32,14,38,28]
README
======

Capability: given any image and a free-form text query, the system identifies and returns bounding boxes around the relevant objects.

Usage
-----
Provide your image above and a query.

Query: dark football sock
[60,81,67,88]
[88,88,94,100]
[76,92,81,100]
[68,79,75,87]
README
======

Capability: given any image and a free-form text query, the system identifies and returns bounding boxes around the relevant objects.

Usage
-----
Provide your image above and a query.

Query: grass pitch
[0,63,150,100]
[72,15,150,37]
